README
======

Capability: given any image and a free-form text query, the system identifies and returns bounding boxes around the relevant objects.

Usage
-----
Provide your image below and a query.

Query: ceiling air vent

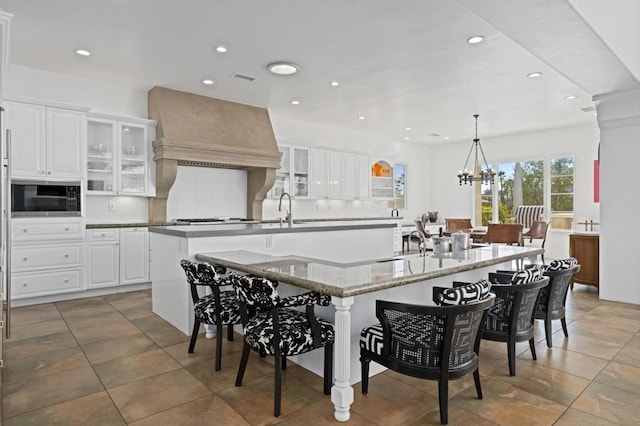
[581,106,596,112]
[233,73,256,82]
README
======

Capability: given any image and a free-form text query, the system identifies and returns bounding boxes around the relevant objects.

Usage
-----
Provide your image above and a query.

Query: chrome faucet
[278,192,293,226]
[391,208,399,217]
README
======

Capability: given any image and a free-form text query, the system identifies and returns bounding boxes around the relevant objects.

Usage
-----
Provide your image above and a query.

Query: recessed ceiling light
[403,137,410,141]
[357,116,366,120]
[290,100,300,105]
[330,81,340,87]
[215,46,227,53]
[527,72,543,78]
[75,49,91,56]
[404,127,412,131]
[202,79,214,85]
[564,95,577,100]
[466,36,484,44]
[444,136,451,140]
[267,62,300,76]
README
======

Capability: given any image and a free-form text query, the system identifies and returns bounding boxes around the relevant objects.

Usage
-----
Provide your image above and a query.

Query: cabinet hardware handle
[65,227,69,231]
[64,279,69,283]
[47,171,52,175]
[23,229,27,233]
[22,283,27,287]
[101,233,106,236]
[64,254,69,258]
[22,257,27,261]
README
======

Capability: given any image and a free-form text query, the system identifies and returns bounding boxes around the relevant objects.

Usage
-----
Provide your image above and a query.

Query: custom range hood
[148,86,282,224]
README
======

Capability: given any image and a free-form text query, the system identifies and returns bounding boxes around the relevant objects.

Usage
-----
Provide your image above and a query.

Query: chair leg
[438,377,449,424]
[235,342,251,386]
[274,352,282,417]
[188,319,201,353]
[507,341,516,376]
[529,338,537,361]
[227,324,234,341]
[544,319,553,348]
[324,343,333,395]
[561,317,569,337]
[360,357,370,395]
[473,368,483,399]
[282,356,287,370]
[215,323,223,371]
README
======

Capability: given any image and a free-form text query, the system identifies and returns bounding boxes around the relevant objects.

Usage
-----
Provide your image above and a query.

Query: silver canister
[452,231,470,253]
[432,236,451,254]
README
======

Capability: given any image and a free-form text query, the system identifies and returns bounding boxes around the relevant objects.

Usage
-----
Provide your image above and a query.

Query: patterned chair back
[180,259,222,304]
[514,205,544,228]
[230,273,280,310]
[538,258,580,314]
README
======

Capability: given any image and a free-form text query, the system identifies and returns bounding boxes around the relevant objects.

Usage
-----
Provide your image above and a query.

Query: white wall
[428,122,600,260]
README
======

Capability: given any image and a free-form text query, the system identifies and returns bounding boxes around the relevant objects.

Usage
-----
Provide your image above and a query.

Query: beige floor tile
[3,391,125,426]
[144,324,191,347]
[219,372,325,425]
[94,348,182,388]
[409,406,498,425]
[105,291,152,312]
[163,331,244,368]
[382,368,475,400]
[522,343,608,380]
[271,397,376,425]
[64,309,128,330]
[55,298,116,319]
[572,381,640,424]
[2,366,104,418]
[612,334,640,367]
[130,313,174,332]
[593,361,640,394]
[70,319,141,345]
[2,346,90,385]
[129,395,250,426]
[555,332,624,360]
[351,373,438,426]
[450,377,566,426]
[8,303,61,326]
[8,319,69,342]
[554,408,618,425]
[492,360,590,406]
[108,369,211,423]
[568,319,637,344]
[118,305,157,320]
[81,332,159,365]
[2,331,78,362]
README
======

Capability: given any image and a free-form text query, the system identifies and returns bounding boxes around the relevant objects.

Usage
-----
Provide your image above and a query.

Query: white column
[594,89,640,304]
[331,296,355,422]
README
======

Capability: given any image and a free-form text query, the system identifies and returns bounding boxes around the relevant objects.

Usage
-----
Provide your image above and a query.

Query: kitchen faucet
[278,192,293,226]
[391,208,399,217]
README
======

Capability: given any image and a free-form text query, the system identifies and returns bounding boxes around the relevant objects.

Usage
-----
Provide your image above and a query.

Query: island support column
[331,296,355,422]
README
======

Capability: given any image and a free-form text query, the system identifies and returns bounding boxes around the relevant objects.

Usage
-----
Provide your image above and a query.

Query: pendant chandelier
[457,114,496,185]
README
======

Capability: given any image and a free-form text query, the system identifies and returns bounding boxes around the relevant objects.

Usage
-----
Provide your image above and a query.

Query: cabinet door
[309,149,326,199]
[87,242,119,289]
[342,153,356,200]
[292,147,309,198]
[46,108,84,179]
[119,122,148,194]
[6,102,46,178]
[327,150,342,199]
[270,145,290,199]
[355,154,371,199]
[87,118,117,193]
[120,228,149,285]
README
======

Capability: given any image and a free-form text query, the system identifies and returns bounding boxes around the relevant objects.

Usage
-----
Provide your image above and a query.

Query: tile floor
[1,284,639,425]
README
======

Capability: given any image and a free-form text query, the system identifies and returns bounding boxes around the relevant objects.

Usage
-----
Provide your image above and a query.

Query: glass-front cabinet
[269,145,309,199]
[371,160,394,199]
[86,113,156,196]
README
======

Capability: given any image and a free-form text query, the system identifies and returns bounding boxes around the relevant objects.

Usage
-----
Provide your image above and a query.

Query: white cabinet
[120,228,149,284]
[6,101,84,179]
[342,153,370,200]
[269,145,309,199]
[310,149,341,199]
[371,160,394,199]
[86,227,149,289]
[86,113,156,196]
[11,218,85,300]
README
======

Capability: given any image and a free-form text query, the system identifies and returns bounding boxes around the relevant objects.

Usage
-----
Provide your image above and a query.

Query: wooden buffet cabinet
[569,233,599,289]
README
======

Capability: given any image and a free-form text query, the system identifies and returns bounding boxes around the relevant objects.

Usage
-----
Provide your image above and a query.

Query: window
[550,156,574,230]
[390,163,406,209]
[497,160,544,223]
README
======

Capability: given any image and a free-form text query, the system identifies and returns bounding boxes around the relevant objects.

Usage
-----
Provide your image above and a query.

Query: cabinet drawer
[12,220,83,242]
[86,228,120,241]
[12,269,83,298]
[12,244,84,272]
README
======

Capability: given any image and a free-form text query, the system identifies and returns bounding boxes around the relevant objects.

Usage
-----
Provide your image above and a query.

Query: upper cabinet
[269,145,309,199]
[0,9,12,93]
[6,101,85,180]
[371,160,394,199]
[342,153,370,200]
[86,113,156,196]
[310,149,341,199]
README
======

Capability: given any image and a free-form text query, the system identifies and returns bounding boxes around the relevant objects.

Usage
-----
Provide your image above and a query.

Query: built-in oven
[11,180,82,217]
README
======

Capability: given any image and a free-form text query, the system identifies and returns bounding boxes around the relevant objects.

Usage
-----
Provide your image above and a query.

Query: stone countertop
[195,245,543,298]
[86,223,157,229]
[148,220,398,238]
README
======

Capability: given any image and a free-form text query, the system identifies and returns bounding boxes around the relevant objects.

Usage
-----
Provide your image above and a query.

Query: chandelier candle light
[457,114,496,185]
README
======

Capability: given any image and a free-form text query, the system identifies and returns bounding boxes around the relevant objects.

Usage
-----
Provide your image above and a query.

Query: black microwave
[11,180,82,217]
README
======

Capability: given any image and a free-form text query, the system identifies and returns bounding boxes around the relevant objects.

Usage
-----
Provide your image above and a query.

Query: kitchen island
[196,245,543,422]
[148,220,398,335]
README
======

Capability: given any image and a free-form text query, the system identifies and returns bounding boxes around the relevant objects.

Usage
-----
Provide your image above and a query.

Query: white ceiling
[0,0,637,144]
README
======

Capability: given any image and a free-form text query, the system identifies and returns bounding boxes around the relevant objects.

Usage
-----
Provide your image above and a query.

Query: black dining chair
[360,280,495,424]
[230,272,334,418]
[180,259,242,371]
